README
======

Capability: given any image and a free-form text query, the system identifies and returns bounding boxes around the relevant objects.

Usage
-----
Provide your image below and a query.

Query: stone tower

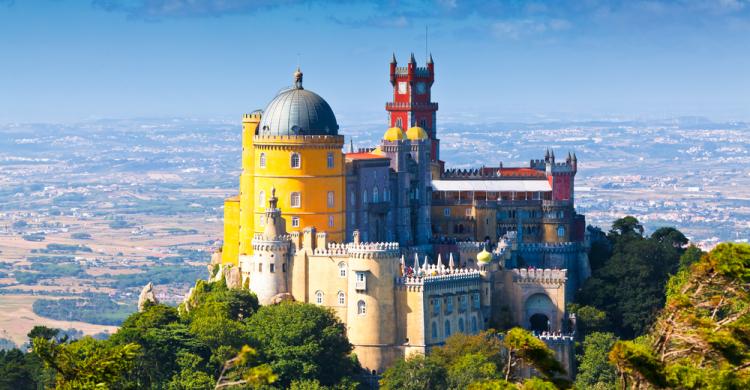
[248,189,291,305]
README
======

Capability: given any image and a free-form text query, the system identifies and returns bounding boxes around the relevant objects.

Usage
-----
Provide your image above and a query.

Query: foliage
[574,332,617,390]
[246,301,356,388]
[380,354,447,390]
[381,330,564,390]
[609,243,750,389]
[32,336,140,389]
[577,217,686,338]
[0,348,44,389]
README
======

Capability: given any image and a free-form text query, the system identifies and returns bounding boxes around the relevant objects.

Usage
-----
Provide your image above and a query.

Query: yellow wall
[222,197,240,265]
[252,135,346,243]
[238,114,260,257]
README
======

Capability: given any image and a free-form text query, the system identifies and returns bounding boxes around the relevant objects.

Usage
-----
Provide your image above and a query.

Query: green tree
[610,216,643,237]
[678,244,704,270]
[0,349,42,389]
[503,328,568,386]
[610,243,750,389]
[380,354,447,390]
[574,332,617,390]
[246,302,356,388]
[32,336,140,389]
[567,305,609,337]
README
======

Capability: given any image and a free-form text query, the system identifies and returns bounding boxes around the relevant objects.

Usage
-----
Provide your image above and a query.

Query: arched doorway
[524,293,556,332]
[529,313,550,333]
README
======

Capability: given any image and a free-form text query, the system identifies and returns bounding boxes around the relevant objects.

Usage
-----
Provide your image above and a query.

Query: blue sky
[1,0,749,123]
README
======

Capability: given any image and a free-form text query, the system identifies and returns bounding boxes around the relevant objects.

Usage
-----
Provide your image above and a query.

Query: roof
[345,152,389,161]
[483,167,546,177]
[258,70,339,136]
[406,126,428,140]
[431,179,551,192]
[383,126,405,141]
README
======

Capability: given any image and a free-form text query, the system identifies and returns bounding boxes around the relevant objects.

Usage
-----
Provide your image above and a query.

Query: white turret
[249,188,291,305]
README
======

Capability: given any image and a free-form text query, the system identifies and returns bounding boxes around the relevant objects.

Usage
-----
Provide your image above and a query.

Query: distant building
[213,55,588,376]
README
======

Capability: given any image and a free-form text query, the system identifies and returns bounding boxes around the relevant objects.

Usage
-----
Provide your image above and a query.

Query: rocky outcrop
[138,282,159,312]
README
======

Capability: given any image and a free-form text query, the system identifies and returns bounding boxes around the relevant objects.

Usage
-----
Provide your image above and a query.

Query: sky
[0,0,749,124]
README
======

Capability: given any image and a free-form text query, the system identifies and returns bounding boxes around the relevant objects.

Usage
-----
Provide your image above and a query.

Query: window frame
[291,216,300,227]
[259,152,266,168]
[290,192,301,208]
[290,152,301,169]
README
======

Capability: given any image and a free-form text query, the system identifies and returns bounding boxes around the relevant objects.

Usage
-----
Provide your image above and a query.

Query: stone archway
[524,293,556,332]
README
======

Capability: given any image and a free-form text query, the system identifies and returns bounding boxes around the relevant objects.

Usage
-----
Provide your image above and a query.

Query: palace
[209,55,589,376]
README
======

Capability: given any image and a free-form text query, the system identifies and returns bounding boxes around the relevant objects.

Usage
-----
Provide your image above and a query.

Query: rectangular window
[291,216,300,227]
[270,264,275,273]
[327,152,334,168]
[290,192,301,208]
[443,208,450,217]
[465,208,472,216]
[258,263,262,272]
[327,191,334,208]
[328,215,334,227]
[350,190,356,206]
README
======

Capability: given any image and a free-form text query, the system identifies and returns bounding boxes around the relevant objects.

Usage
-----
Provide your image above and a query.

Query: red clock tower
[387,53,440,162]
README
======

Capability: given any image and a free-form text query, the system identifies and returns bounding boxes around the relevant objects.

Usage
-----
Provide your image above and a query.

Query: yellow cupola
[406,126,429,140]
[383,126,405,141]
[477,248,492,263]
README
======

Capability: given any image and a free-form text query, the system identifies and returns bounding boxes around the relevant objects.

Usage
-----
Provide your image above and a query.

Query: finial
[551,149,555,161]
[448,253,455,270]
[427,52,433,64]
[391,52,397,64]
[293,67,303,89]
[413,253,420,272]
[437,253,444,269]
[409,52,416,64]
[572,152,577,161]
[545,148,550,160]
[349,139,354,153]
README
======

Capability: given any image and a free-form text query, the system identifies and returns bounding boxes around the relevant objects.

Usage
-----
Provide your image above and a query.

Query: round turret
[406,126,428,140]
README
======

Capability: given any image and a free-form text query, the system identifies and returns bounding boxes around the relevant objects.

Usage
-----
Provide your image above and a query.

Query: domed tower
[249,189,291,305]
[250,68,346,243]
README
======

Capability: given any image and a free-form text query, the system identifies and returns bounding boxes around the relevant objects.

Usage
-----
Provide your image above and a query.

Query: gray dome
[258,69,339,136]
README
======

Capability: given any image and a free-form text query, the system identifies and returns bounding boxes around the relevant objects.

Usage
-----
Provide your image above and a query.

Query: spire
[437,253,444,269]
[413,253,420,272]
[551,149,555,160]
[293,66,303,89]
[423,255,429,270]
[567,151,572,162]
[572,152,577,161]
[409,52,416,64]
[391,52,397,64]
[349,139,354,153]
[427,52,433,64]
[448,253,455,270]
[545,148,550,161]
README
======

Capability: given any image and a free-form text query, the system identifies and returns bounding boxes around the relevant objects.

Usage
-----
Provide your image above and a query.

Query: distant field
[0,294,117,346]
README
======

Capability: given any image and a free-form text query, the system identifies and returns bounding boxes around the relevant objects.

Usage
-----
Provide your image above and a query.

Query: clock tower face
[398,81,407,94]
[416,82,426,95]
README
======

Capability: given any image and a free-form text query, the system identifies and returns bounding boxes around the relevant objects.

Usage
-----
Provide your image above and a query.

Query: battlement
[518,242,580,254]
[393,66,432,77]
[397,267,482,287]
[456,241,485,250]
[346,241,401,259]
[385,102,439,111]
[242,112,262,122]
[536,332,575,343]
[511,268,567,283]
[252,232,292,242]
[253,134,344,146]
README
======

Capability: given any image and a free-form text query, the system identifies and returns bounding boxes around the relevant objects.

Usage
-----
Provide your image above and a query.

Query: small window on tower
[398,81,407,94]
[465,208,472,217]
[290,192,301,208]
[444,208,451,217]
[420,119,427,128]
[327,152,334,168]
[291,216,300,227]
[395,118,403,129]
[258,190,265,206]
[290,152,301,168]
[259,153,266,168]
[327,191,334,208]
[328,215,334,227]
[270,264,275,273]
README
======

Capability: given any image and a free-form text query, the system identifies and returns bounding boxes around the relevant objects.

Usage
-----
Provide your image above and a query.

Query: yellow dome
[406,126,429,140]
[477,248,492,263]
[372,146,383,155]
[383,127,405,141]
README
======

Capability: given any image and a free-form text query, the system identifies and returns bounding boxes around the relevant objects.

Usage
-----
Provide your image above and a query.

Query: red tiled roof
[481,167,545,177]
[345,152,389,160]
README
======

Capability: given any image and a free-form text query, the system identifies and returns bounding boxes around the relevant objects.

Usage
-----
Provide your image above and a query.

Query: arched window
[290,192,301,208]
[259,153,266,168]
[372,187,379,203]
[557,225,565,238]
[315,291,324,305]
[290,152,301,168]
[471,316,478,333]
[444,320,451,337]
[328,215,334,227]
[338,262,347,278]
[396,118,402,128]
[458,318,465,333]
[258,190,265,206]
[327,152,334,168]
[337,291,345,305]
[362,189,368,204]
[357,300,366,315]
[327,191,334,208]
[432,322,438,339]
